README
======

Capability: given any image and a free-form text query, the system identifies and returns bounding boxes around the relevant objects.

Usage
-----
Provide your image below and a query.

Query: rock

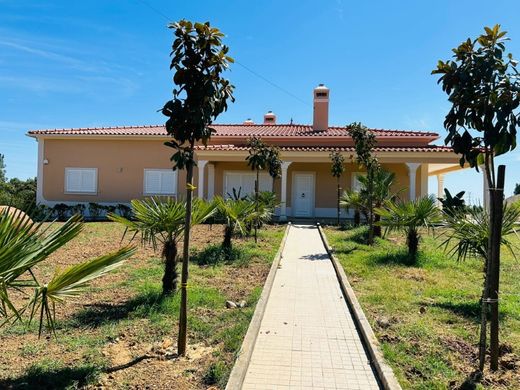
[376,317,391,329]
[161,338,173,349]
[237,300,247,308]
[419,306,426,314]
[226,300,237,309]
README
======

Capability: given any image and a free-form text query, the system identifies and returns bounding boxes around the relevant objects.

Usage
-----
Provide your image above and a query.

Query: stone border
[226,222,292,390]
[317,224,402,390]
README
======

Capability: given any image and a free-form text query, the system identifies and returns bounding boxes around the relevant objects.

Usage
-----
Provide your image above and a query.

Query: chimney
[263,111,276,125]
[243,118,254,125]
[313,84,329,131]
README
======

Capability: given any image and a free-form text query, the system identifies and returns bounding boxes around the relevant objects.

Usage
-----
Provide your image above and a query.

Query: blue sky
[1,0,520,202]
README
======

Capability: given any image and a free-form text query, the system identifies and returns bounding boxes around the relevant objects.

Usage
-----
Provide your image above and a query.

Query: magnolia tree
[433,25,519,371]
[246,136,282,241]
[329,151,345,225]
[162,20,234,356]
[347,123,380,245]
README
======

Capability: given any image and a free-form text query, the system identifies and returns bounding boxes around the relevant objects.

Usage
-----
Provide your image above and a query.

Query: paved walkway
[242,224,380,390]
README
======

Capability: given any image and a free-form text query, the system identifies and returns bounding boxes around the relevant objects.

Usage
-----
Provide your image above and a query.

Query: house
[27,85,468,220]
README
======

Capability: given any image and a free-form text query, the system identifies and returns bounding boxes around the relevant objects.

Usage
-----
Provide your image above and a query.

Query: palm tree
[0,207,135,336]
[376,195,441,261]
[109,197,215,295]
[358,170,397,237]
[441,204,520,371]
[340,190,367,226]
[214,196,255,258]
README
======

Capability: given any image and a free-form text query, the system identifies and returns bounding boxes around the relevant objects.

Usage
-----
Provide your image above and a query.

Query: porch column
[279,161,292,221]
[207,163,215,200]
[406,163,421,200]
[437,174,445,207]
[197,160,208,199]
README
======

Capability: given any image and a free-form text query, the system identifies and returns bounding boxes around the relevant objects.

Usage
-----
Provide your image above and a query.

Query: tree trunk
[489,165,505,371]
[162,239,178,295]
[223,224,233,256]
[337,180,341,226]
[373,214,382,238]
[407,228,418,262]
[354,210,360,226]
[478,257,490,372]
[367,167,374,245]
[254,170,259,243]
[178,156,194,356]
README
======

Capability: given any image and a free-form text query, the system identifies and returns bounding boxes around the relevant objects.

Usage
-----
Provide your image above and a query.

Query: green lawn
[325,226,520,389]
[0,222,285,390]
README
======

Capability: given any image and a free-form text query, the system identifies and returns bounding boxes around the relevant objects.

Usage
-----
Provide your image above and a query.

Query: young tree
[214,196,255,257]
[358,169,397,237]
[246,136,270,243]
[109,197,215,295]
[340,190,366,226]
[329,151,345,225]
[0,208,135,336]
[376,196,441,262]
[432,24,520,371]
[347,122,380,245]
[266,145,282,188]
[162,20,234,356]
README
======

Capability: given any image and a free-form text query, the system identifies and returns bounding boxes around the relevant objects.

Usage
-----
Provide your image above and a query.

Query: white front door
[293,173,314,217]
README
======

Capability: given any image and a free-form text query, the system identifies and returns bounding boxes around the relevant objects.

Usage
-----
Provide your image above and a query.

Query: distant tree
[347,123,380,245]
[161,20,234,356]
[329,151,345,226]
[0,178,36,212]
[514,183,520,195]
[432,24,520,371]
[439,188,466,217]
[0,154,6,183]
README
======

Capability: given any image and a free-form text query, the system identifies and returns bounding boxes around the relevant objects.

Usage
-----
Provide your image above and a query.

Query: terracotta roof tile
[27,124,438,138]
[195,144,453,153]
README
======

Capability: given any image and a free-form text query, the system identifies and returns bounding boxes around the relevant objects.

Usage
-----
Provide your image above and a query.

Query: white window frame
[351,172,366,192]
[223,171,272,198]
[64,168,98,195]
[143,169,177,196]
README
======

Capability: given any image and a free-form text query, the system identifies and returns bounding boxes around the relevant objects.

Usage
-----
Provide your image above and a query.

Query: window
[351,172,366,192]
[144,169,177,195]
[65,168,97,194]
[224,172,272,198]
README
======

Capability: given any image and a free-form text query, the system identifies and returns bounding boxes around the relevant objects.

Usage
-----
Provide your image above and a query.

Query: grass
[0,222,285,390]
[325,225,520,389]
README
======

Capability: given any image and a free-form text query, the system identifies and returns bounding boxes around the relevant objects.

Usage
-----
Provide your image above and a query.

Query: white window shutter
[160,171,175,194]
[65,168,97,193]
[144,170,177,195]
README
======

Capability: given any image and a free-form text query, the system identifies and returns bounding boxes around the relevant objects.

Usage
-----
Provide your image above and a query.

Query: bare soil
[0,223,283,389]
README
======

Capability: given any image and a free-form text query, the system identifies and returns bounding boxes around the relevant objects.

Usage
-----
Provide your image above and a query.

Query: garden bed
[0,222,285,389]
[325,226,520,389]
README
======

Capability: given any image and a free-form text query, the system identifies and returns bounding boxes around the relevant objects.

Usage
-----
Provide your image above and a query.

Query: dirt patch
[0,222,283,389]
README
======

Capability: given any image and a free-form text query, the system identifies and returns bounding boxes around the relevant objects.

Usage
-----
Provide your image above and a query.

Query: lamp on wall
[43,159,49,165]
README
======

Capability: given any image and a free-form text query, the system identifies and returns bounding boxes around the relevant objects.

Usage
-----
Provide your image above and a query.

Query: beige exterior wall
[40,138,430,213]
[42,139,189,203]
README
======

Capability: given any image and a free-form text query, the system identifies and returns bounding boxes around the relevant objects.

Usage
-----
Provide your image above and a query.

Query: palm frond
[29,246,136,336]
